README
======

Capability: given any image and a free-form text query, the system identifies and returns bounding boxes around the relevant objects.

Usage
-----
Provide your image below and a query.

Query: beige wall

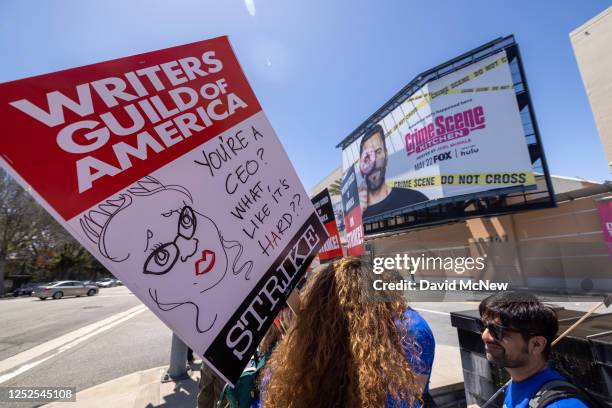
[571,7,612,172]
[310,166,611,290]
[368,192,611,290]
[309,166,342,198]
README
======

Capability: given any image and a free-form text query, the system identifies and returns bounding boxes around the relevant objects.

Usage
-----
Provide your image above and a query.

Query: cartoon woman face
[103,188,229,309]
[81,177,252,334]
[142,205,198,276]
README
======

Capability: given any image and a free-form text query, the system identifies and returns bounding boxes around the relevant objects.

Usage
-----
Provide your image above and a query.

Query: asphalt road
[0,287,173,408]
[0,287,143,362]
[0,286,606,408]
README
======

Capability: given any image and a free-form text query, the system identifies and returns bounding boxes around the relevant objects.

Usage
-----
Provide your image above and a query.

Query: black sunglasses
[478,320,534,341]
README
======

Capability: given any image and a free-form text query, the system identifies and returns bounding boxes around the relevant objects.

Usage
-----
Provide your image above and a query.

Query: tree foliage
[0,169,107,295]
[327,178,343,197]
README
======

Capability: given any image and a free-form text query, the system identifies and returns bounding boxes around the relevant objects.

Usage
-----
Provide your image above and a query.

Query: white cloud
[244,0,256,17]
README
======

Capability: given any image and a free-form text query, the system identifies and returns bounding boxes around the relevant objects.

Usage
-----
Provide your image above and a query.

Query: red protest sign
[596,199,612,256]
[341,165,364,256]
[0,36,260,221]
[311,189,343,260]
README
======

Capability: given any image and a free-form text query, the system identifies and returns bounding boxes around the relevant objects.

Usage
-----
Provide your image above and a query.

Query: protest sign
[0,36,327,384]
[340,165,364,256]
[596,199,612,256]
[311,189,343,261]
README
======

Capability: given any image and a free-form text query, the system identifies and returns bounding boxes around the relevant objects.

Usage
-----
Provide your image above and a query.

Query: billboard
[341,49,536,222]
[0,36,327,384]
[311,189,343,260]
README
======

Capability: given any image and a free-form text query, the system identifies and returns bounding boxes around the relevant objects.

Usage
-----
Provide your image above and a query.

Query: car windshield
[47,282,59,286]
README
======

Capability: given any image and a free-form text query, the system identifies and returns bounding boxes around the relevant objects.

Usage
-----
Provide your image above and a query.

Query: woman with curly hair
[260,257,435,408]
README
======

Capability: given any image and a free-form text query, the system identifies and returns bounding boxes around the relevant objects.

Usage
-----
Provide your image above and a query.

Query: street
[0,284,607,407]
[0,287,171,408]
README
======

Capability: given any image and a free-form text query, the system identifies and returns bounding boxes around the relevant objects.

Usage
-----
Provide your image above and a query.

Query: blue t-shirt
[503,368,589,408]
[387,307,436,408]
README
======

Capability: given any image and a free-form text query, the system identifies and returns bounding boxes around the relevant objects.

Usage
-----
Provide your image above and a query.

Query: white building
[571,6,612,172]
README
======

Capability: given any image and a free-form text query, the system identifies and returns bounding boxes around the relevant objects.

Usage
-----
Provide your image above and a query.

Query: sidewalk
[42,344,463,408]
[44,363,201,408]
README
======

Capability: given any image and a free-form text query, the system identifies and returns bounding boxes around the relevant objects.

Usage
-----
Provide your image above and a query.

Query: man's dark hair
[359,124,386,155]
[479,291,558,359]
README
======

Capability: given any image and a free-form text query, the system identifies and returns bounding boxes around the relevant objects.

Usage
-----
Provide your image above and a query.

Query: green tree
[0,170,41,295]
[327,178,343,197]
[0,169,107,294]
[47,241,106,281]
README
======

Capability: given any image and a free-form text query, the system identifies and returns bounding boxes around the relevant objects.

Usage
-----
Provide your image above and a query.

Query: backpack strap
[528,379,593,408]
[217,384,231,408]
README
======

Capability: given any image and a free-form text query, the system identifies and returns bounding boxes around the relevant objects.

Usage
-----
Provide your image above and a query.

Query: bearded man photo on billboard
[358,124,428,218]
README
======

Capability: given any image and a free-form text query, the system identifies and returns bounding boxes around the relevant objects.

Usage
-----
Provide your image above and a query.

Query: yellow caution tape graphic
[384,55,510,137]
[389,171,536,189]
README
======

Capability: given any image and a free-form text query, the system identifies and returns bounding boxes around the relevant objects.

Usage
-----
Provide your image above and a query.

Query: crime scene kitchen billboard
[341,50,536,220]
[0,36,327,384]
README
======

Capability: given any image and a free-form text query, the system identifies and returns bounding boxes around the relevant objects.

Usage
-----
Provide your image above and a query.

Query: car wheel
[87,289,96,296]
[39,297,47,300]
[52,291,63,300]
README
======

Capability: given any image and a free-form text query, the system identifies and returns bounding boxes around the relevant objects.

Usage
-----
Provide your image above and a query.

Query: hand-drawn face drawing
[80,176,253,333]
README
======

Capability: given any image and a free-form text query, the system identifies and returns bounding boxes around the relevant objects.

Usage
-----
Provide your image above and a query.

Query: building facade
[311,167,612,292]
[571,6,612,172]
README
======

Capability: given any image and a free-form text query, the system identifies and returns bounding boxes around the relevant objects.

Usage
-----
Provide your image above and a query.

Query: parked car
[12,283,40,297]
[96,278,117,288]
[34,281,98,300]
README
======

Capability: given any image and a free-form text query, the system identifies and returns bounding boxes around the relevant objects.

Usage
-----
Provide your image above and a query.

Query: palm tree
[327,178,343,197]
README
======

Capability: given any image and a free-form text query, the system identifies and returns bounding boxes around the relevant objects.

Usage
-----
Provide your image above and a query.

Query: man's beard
[486,343,530,368]
[366,166,386,192]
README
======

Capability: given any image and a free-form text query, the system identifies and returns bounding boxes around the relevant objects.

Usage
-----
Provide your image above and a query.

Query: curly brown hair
[262,257,421,407]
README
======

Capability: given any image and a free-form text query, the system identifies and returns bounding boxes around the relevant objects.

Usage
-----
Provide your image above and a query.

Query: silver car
[34,281,99,300]
[96,278,117,288]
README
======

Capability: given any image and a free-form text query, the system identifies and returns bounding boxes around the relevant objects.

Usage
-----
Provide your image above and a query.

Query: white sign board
[0,37,327,384]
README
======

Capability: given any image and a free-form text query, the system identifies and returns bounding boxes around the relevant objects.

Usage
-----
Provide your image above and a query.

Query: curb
[43,365,200,407]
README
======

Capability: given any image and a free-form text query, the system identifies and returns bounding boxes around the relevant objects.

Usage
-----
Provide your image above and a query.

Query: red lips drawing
[195,250,216,276]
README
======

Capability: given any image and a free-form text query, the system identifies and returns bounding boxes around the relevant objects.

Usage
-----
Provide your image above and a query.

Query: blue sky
[1,0,610,190]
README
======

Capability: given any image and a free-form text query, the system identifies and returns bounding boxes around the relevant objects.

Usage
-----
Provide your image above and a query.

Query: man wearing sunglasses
[477,292,590,408]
